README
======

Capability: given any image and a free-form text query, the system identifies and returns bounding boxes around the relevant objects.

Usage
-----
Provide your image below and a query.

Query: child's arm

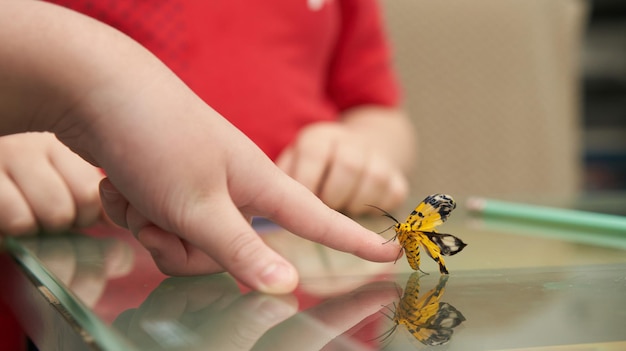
[276,106,416,215]
[0,0,400,293]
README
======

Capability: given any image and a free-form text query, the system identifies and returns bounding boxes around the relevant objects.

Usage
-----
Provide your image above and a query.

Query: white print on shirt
[307,0,332,11]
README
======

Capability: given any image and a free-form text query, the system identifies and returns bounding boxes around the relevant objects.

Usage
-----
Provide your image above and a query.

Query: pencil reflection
[379,273,465,347]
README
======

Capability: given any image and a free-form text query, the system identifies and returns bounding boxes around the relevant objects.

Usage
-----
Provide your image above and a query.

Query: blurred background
[380,0,625,199]
[583,0,626,191]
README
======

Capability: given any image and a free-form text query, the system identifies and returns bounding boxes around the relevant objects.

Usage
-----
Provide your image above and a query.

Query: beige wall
[381,0,588,198]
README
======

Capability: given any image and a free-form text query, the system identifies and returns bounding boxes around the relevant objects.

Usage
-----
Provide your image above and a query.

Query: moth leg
[394,246,404,264]
[421,239,449,274]
[383,233,399,245]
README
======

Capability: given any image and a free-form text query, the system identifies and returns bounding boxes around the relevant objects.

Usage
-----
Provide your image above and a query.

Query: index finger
[252,176,401,263]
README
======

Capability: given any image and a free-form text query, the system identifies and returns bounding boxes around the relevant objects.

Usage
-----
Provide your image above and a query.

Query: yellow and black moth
[371,193,467,274]
[378,273,465,346]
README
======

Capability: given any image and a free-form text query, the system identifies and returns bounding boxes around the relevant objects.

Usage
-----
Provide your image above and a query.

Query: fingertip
[3,215,38,236]
[263,185,400,264]
[72,180,104,228]
[376,239,403,262]
[256,261,299,294]
[99,178,129,228]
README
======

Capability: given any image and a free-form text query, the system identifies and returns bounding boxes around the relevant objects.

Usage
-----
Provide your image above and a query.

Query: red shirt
[46,0,401,159]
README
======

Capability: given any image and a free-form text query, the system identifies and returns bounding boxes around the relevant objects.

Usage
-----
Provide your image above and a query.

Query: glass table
[1,195,625,351]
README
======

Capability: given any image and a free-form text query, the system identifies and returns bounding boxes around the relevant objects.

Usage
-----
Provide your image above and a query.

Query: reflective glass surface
[2,195,626,351]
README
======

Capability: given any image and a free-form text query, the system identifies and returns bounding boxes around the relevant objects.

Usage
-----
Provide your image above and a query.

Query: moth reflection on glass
[376,273,465,346]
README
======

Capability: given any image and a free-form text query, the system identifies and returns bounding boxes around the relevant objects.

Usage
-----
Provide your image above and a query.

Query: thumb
[172,196,299,294]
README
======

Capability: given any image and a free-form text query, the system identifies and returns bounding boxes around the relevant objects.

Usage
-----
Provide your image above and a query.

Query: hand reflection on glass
[377,273,465,347]
[113,274,400,351]
[253,280,400,351]
[20,233,134,307]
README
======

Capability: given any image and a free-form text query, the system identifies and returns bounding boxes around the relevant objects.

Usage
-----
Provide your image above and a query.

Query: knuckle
[364,167,390,187]
[40,208,75,232]
[225,233,262,267]
[387,176,409,206]
[298,144,329,165]
[341,158,364,175]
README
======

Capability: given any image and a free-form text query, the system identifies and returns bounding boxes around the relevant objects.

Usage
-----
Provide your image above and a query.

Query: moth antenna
[380,225,398,239]
[366,204,400,224]
[377,224,396,236]
[380,302,397,318]
[378,324,399,345]
[367,303,399,343]
[368,324,398,344]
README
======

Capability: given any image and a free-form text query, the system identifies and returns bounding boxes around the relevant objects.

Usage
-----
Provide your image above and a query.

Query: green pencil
[466,197,626,234]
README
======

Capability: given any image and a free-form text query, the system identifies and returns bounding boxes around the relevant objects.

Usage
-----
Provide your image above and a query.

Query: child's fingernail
[258,262,298,294]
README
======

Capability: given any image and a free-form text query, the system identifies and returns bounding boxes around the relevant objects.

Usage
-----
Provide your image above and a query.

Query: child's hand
[88,106,400,294]
[0,132,104,235]
[276,109,414,216]
[1,1,401,295]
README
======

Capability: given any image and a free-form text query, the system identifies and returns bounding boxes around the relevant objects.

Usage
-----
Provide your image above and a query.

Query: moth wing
[423,232,467,256]
[405,194,456,232]
[411,274,447,320]
[399,304,454,346]
[396,273,464,347]
[430,302,466,329]
[407,326,454,346]
[402,302,464,346]
[419,233,449,274]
